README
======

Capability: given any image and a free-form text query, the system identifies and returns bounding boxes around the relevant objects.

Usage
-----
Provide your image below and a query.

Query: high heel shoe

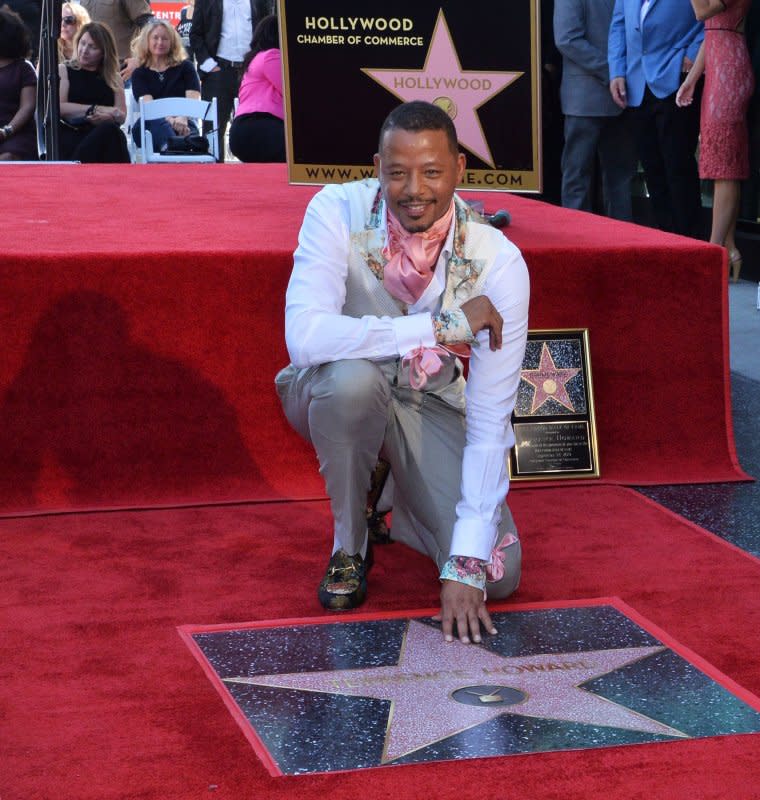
[729,250,742,283]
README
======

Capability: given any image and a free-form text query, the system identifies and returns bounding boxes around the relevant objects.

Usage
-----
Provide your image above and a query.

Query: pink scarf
[382,201,455,305]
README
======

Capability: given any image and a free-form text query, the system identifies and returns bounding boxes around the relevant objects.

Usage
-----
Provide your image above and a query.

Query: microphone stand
[36,0,63,160]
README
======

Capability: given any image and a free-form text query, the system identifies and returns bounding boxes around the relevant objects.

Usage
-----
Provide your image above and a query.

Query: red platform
[0,163,747,516]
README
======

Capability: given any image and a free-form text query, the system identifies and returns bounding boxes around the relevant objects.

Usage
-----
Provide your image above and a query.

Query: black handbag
[163,133,210,155]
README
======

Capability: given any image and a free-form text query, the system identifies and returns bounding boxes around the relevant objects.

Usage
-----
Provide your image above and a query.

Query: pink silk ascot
[383,202,457,390]
[382,201,456,305]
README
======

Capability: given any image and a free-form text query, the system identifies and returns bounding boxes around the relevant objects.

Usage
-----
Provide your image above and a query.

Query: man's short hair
[378,101,459,157]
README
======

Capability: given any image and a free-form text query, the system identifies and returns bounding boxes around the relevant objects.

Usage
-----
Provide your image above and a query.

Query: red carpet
[0,164,747,516]
[1,485,759,799]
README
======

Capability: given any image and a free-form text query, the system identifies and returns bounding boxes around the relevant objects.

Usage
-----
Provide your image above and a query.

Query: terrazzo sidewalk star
[180,601,760,775]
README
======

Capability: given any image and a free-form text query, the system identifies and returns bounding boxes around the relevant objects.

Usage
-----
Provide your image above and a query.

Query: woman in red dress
[677,0,754,280]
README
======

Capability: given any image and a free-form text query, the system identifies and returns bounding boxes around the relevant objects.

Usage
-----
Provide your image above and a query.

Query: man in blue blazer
[555,0,635,220]
[608,0,704,236]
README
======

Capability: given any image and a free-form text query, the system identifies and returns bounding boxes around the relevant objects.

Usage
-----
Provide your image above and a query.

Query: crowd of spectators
[0,0,282,163]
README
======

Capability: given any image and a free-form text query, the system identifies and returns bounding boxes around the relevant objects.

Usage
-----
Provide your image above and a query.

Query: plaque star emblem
[361,11,522,167]
[225,620,687,763]
[521,342,580,414]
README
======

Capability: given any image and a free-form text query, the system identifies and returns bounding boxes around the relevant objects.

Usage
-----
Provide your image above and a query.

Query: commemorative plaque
[509,329,599,481]
[279,0,541,190]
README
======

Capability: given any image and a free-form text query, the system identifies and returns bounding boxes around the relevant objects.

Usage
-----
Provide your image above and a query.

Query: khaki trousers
[275,358,520,598]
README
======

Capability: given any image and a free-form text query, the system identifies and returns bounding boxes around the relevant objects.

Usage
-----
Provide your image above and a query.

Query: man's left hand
[434,580,497,644]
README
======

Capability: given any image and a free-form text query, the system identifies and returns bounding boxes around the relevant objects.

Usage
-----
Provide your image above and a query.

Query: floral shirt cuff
[432,309,476,345]
[439,555,487,591]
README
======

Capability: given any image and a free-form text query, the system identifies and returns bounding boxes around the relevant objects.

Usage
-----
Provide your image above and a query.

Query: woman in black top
[131,18,201,152]
[58,22,130,162]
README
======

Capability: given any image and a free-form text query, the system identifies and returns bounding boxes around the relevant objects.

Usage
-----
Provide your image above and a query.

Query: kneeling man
[276,101,529,644]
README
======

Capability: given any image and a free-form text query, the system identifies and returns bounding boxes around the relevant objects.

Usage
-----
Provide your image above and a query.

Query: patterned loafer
[318,549,372,610]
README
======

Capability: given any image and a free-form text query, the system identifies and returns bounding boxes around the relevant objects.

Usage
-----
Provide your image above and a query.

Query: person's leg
[229,115,258,162]
[710,179,741,247]
[711,179,743,279]
[200,68,235,161]
[381,389,521,598]
[598,112,636,222]
[72,123,129,163]
[560,115,602,212]
[658,87,703,237]
[276,360,391,557]
[634,90,675,232]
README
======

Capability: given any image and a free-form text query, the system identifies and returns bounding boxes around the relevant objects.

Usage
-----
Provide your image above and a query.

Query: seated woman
[229,14,285,163]
[58,21,130,162]
[58,2,91,63]
[0,6,38,161]
[130,18,201,152]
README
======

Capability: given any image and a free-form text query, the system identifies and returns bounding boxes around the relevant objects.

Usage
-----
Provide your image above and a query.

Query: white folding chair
[138,96,219,163]
[124,91,139,162]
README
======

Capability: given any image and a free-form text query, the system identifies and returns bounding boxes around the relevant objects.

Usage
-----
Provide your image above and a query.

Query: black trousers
[229,112,285,162]
[59,121,130,163]
[632,85,703,238]
[200,64,243,161]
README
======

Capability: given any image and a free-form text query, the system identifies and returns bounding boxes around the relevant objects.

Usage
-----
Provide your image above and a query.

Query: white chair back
[138,96,219,163]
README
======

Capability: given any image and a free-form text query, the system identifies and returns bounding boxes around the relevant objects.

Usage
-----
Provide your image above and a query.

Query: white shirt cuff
[450,516,498,562]
[199,57,218,73]
[392,313,436,356]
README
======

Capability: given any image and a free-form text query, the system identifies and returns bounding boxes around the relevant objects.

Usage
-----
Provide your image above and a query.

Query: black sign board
[279,0,541,191]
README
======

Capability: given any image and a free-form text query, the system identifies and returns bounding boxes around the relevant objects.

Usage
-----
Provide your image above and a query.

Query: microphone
[487,209,511,228]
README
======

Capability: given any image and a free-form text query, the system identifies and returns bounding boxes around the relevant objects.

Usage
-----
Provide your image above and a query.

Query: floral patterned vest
[342,179,505,408]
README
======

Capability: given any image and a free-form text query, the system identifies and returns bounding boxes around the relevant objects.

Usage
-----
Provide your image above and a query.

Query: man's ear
[373,153,381,175]
[456,152,466,183]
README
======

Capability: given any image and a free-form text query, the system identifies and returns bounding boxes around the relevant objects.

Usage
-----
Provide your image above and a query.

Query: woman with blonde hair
[58,21,130,162]
[130,18,201,152]
[58,2,90,62]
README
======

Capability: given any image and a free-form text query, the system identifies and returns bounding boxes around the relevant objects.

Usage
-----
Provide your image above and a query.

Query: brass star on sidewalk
[521,342,581,414]
[361,11,522,167]
[225,620,687,763]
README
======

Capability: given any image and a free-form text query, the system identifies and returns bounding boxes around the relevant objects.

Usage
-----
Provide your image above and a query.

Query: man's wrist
[439,555,487,591]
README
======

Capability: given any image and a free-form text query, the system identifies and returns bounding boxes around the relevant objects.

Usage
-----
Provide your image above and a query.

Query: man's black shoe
[318,549,371,610]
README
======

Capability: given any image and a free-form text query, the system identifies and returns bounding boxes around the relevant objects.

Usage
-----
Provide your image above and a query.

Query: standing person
[608,0,705,237]
[555,0,635,220]
[189,0,266,160]
[58,21,130,162]
[130,17,201,152]
[0,5,37,161]
[175,0,195,64]
[80,0,152,79]
[275,101,529,644]
[228,13,284,162]
[677,0,754,280]
[58,2,91,63]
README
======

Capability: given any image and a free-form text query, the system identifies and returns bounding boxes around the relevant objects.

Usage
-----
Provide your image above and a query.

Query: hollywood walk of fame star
[521,342,581,414]
[361,11,522,167]
[224,620,687,764]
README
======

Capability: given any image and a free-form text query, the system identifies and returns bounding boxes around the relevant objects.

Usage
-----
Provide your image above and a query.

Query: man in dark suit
[555,0,635,220]
[190,0,270,160]
[608,0,704,237]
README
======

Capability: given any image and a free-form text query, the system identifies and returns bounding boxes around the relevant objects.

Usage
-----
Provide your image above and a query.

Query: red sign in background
[151,1,186,25]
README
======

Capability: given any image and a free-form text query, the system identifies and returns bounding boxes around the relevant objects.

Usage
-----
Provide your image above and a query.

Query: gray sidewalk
[637,278,760,556]
[729,279,760,381]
